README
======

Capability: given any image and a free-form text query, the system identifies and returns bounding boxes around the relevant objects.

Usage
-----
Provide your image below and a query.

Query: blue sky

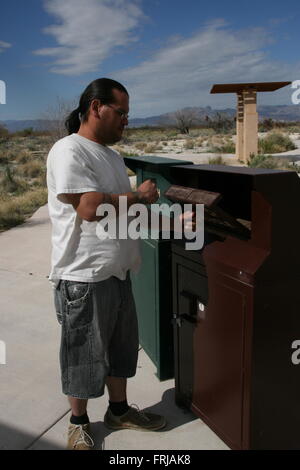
[0,0,299,120]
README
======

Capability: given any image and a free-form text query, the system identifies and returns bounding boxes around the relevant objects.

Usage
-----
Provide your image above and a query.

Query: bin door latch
[180,290,207,322]
[172,313,182,327]
[197,300,206,321]
[172,313,197,327]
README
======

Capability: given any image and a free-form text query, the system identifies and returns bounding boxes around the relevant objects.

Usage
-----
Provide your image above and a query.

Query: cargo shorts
[53,274,139,399]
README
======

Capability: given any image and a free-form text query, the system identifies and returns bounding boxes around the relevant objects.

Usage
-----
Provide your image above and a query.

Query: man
[47,78,166,450]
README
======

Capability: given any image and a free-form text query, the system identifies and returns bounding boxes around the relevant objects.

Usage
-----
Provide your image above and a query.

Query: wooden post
[236,93,244,162]
[243,89,258,163]
[210,82,291,164]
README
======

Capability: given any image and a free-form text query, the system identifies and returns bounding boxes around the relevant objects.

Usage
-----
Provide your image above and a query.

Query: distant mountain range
[1,105,300,132]
[129,105,300,127]
[0,119,55,133]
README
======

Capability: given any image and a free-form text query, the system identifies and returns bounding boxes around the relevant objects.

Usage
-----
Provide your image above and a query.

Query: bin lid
[171,164,292,175]
[124,155,193,172]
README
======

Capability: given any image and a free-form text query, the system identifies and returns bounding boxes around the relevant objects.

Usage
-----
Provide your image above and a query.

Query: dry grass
[13,150,33,164]
[0,129,299,233]
[16,160,46,178]
[0,188,48,231]
[0,136,49,232]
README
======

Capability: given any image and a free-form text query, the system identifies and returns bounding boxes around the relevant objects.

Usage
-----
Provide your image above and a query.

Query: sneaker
[104,404,166,432]
[67,423,94,450]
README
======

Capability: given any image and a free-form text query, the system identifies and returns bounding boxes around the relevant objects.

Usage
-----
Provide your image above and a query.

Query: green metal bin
[124,155,193,380]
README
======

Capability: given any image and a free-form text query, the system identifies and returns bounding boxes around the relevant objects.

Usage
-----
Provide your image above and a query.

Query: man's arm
[62,191,140,222]
[60,179,158,222]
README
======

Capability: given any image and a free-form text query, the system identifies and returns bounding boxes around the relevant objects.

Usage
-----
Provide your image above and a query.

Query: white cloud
[115,23,300,116]
[33,0,144,75]
[33,3,300,116]
[0,41,12,53]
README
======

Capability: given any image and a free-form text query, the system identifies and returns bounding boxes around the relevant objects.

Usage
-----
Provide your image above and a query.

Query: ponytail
[65,107,81,135]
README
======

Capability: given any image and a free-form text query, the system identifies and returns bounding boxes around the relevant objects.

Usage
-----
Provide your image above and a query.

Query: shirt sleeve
[50,145,101,203]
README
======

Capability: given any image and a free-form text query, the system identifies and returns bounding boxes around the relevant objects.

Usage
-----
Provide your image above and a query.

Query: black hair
[65,78,129,135]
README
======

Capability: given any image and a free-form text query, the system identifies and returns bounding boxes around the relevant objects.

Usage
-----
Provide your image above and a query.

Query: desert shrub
[0,202,25,229]
[22,127,34,137]
[0,124,9,142]
[144,144,159,153]
[258,118,276,132]
[208,156,227,165]
[17,160,45,178]
[258,132,296,154]
[26,143,39,151]
[195,128,216,137]
[189,129,205,138]
[211,140,235,153]
[248,153,278,168]
[206,113,235,134]
[165,129,178,139]
[184,139,195,149]
[125,127,169,143]
[13,150,32,164]
[118,149,138,157]
[31,171,47,187]
[284,126,300,133]
[0,152,9,164]
[0,164,30,194]
[248,153,292,170]
[195,137,205,147]
[134,142,147,151]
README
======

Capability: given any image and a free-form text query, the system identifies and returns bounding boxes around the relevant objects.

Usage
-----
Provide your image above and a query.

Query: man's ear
[90,99,101,117]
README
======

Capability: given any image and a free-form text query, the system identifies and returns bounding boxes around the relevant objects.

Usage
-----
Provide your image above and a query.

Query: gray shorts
[53,274,139,399]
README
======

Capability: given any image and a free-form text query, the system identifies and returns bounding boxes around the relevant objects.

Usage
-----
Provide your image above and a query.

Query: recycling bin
[168,164,300,449]
[124,155,193,380]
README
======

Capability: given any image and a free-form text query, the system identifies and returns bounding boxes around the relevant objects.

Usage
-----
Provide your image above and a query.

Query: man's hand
[149,209,197,234]
[136,179,159,205]
[179,210,196,232]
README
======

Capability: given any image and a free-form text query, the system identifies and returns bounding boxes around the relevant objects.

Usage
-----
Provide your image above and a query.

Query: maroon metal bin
[169,165,300,450]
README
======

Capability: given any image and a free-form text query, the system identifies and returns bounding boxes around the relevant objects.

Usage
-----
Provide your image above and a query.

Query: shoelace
[130,403,150,422]
[69,424,94,449]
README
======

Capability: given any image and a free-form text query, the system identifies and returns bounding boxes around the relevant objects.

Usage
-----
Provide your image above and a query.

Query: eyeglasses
[106,104,129,120]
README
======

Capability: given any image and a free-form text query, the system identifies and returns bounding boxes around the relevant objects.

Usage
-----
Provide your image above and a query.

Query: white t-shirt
[46,133,141,288]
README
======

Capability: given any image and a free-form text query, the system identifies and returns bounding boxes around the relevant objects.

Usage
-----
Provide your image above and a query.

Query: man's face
[97,89,129,145]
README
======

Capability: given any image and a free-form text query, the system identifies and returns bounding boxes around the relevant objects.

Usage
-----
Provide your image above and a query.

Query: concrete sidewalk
[0,205,228,450]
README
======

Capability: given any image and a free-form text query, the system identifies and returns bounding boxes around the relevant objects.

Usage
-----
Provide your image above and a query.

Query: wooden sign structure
[210,82,291,163]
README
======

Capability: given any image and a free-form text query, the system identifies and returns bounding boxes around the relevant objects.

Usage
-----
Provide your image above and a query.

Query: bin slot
[165,184,251,240]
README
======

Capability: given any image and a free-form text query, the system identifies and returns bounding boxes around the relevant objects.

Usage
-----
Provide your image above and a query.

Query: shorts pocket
[65,281,90,303]
[54,284,64,325]
[63,281,93,329]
